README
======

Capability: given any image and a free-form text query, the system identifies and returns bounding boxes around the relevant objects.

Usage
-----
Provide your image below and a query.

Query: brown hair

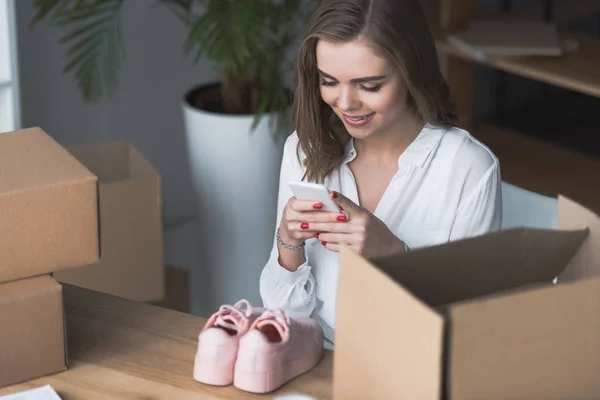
[292,0,457,183]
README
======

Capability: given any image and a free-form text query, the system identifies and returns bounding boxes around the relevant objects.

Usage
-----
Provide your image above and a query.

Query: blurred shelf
[520,0,600,25]
[420,1,600,213]
[438,32,600,99]
[422,0,600,28]
[422,0,600,99]
[495,90,600,156]
[473,123,600,213]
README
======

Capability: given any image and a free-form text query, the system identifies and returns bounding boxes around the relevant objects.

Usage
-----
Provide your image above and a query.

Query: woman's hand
[313,191,407,258]
[278,197,342,247]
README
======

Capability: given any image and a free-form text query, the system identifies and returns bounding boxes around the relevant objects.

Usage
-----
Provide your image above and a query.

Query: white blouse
[259,123,502,344]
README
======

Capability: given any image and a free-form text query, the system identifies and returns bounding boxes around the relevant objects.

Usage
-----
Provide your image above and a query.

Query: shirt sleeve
[259,132,317,318]
[449,138,503,240]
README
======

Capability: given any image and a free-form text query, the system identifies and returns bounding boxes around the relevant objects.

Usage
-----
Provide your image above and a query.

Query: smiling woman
[259,0,502,347]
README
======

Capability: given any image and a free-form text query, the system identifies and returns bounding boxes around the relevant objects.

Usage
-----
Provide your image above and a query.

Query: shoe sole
[233,350,323,393]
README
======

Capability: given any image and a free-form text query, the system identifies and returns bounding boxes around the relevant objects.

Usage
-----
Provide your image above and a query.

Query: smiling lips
[342,112,375,127]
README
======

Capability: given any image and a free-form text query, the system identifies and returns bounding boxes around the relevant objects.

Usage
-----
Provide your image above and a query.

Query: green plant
[30,0,318,128]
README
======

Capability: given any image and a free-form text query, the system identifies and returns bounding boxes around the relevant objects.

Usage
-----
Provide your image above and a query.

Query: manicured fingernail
[315,233,319,239]
[313,202,323,209]
[337,214,346,221]
[300,222,309,230]
[321,241,327,246]
[330,192,337,199]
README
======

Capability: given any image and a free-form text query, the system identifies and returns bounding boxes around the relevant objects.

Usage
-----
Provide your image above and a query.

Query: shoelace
[214,299,253,331]
[257,308,290,337]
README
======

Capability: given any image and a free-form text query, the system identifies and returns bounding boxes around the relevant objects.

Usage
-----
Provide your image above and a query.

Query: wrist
[277,227,304,249]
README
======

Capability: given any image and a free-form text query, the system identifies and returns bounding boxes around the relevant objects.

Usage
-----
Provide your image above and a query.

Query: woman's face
[316,38,410,140]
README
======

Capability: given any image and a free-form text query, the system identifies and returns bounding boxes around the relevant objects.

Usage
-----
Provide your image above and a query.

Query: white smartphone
[288,181,342,213]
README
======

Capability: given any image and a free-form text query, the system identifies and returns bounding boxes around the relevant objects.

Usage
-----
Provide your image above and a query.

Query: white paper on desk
[0,385,62,400]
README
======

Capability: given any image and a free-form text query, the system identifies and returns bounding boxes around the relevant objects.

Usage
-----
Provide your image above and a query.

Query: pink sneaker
[193,299,263,386]
[233,309,325,393]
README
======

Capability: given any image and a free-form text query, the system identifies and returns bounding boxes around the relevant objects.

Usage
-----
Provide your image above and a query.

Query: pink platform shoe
[233,309,325,393]
[193,299,263,386]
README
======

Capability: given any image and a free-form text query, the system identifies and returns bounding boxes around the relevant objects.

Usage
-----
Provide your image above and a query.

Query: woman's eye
[319,79,381,92]
[320,79,337,87]
[360,85,381,93]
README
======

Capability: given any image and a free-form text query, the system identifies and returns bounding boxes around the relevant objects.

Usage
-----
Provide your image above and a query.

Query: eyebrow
[317,69,387,83]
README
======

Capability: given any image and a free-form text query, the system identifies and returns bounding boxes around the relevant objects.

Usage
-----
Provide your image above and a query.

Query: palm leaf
[31,0,125,101]
[155,0,195,25]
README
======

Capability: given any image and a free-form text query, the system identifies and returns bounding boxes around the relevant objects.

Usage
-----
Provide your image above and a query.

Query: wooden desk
[0,284,333,399]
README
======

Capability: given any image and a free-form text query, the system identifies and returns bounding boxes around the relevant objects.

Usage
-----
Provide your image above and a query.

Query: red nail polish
[313,202,323,209]
[330,192,337,199]
[337,214,346,221]
[321,241,327,246]
[315,233,319,239]
[301,222,309,230]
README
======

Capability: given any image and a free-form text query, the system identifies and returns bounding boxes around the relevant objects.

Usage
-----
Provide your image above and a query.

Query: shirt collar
[343,123,446,168]
[343,139,357,163]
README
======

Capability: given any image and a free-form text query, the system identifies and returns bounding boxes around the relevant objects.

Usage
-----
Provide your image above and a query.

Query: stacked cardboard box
[0,127,100,388]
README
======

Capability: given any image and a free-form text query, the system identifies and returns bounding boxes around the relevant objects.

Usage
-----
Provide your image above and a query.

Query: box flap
[333,247,444,400]
[68,141,130,182]
[68,140,159,183]
[557,196,600,282]
[446,276,600,399]
[0,127,95,194]
[128,143,160,179]
[373,228,587,307]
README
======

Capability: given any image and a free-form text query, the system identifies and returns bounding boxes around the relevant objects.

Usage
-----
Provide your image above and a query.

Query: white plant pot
[182,84,289,312]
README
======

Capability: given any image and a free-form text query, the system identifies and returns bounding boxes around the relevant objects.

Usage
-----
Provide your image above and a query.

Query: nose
[337,85,360,111]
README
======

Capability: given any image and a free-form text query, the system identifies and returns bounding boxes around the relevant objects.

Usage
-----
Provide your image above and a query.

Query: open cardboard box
[333,196,600,400]
[54,140,164,302]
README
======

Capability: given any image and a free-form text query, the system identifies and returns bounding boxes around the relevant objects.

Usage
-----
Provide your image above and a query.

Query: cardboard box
[53,140,164,302]
[333,196,600,400]
[0,127,99,283]
[0,275,67,388]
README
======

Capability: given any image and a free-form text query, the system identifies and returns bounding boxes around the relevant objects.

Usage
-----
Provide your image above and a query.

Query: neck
[354,112,424,161]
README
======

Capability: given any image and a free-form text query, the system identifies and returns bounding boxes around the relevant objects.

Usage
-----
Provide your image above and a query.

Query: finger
[286,209,344,223]
[281,224,319,242]
[321,241,363,254]
[316,232,356,245]
[289,197,326,212]
[320,241,339,252]
[307,221,362,233]
[286,221,322,233]
[330,191,362,218]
